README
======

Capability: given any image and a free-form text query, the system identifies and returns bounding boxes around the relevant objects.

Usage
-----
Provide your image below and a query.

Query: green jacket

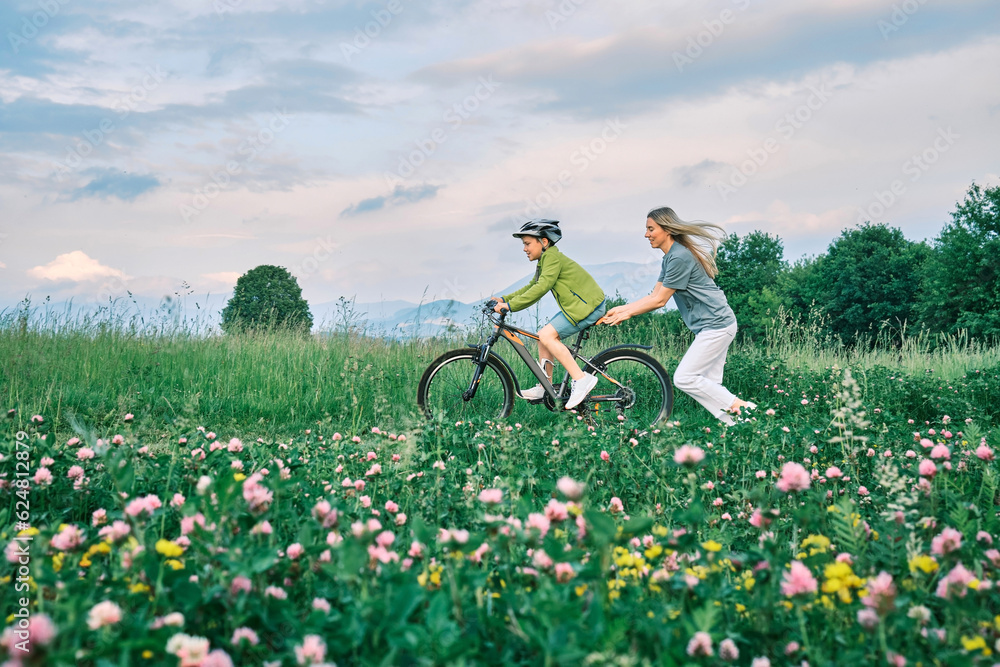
[503,246,605,325]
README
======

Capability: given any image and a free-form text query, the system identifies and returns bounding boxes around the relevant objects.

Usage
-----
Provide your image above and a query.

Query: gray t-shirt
[657,242,736,335]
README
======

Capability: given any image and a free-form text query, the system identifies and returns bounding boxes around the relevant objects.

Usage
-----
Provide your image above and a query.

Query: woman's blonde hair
[647,206,726,278]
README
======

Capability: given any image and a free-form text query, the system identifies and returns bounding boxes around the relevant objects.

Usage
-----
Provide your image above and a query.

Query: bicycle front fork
[463,344,492,401]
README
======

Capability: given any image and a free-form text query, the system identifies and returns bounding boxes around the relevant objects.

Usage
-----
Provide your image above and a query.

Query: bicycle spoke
[418,351,513,422]
[586,351,672,428]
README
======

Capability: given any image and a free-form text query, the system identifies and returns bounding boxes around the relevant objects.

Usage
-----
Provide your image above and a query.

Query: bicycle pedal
[527,398,545,405]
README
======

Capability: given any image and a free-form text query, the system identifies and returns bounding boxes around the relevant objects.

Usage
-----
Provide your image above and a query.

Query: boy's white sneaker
[519,384,546,400]
[565,373,598,410]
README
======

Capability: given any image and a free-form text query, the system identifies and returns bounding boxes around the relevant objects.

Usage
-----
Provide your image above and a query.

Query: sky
[1,0,998,311]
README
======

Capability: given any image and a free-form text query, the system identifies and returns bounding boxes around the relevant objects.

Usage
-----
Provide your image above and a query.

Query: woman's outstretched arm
[600,283,675,325]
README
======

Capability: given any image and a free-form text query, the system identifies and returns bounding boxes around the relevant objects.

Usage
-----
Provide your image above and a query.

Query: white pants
[673,322,738,424]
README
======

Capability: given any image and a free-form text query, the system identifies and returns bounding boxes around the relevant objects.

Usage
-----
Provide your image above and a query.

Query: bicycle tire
[417,349,515,422]
[585,349,673,428]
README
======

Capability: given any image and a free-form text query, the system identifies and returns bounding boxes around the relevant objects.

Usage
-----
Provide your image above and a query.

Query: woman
[600,207,754,425]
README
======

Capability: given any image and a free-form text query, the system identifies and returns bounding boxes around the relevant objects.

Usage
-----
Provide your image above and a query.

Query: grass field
[3,313,1000,665]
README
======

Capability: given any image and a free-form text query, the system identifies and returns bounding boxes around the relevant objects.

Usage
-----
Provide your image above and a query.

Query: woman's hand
[600,306,631,326]
[493,299,509,314]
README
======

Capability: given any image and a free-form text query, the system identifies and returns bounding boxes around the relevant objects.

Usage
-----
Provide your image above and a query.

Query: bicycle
[417,300,673,427]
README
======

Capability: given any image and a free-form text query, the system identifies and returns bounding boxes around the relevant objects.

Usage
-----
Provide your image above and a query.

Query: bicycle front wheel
[417,349,515,422]
[586,349,672,428]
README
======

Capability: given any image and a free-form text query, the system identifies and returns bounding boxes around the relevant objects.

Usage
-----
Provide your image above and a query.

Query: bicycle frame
[464,308,652,409]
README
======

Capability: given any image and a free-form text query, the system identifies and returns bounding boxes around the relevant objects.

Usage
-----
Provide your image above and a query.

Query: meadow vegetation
[2,306,1000,665]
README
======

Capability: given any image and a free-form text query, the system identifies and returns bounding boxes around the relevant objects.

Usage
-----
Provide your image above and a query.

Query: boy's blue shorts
[548,300,607,339]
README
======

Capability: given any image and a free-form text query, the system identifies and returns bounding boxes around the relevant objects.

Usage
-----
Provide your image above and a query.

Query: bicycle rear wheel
[417,349,515,422]
[585,349,672,428]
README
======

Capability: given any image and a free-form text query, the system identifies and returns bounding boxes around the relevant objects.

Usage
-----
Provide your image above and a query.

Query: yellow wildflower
[701,540,722,552]
[575,584,588,597]
[165,559,184,570]
[18,527,40,537]
[801,534,831,551]
[142,650,154,659]
[130,582,151,594]
[652,525,668,537]
[644,545,663,560]
[418,564,443,589]
[824,562,853,582]
[801,534,831,556]
[233,473,246,482]
[52,553,64,572]
[962,635,987,652]
[909,555,939,575]
[156,540,184,558]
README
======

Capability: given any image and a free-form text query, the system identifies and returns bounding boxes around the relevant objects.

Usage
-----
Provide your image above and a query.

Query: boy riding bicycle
[492,219,606,410]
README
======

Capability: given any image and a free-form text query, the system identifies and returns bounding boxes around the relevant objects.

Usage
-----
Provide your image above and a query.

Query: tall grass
[3,300,999,441]
[0,323,449,440]
[754,306,1000,376]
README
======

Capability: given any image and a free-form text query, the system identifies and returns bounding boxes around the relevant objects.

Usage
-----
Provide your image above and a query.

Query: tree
[918,182,1000,337]
[781,255,826,325]
[814,223,930,345]
[221,265,313,334]
[715,231,787,340]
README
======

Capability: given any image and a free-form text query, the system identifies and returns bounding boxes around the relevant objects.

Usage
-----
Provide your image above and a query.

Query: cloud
[27,251,123,282]
[674,159,728,188]
[340,183,441,217]
[206,43,260,77]
[69,169,160,201]
[725,200,858,242]
[412,1,1000,118]
[201,271,242,287]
